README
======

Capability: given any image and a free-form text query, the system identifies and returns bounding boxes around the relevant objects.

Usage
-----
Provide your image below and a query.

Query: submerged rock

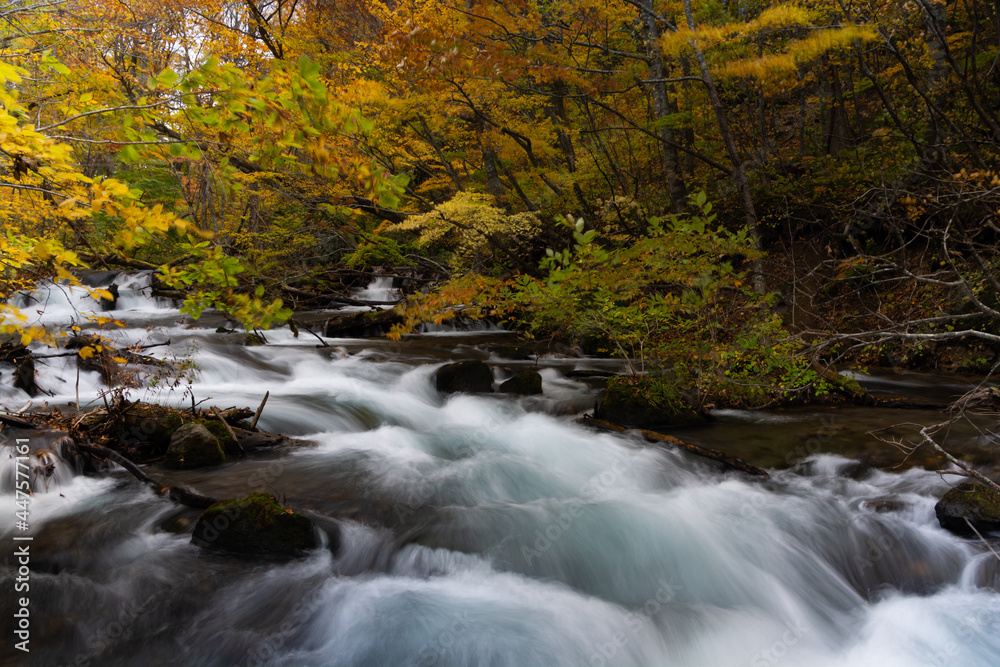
[164,423,225,469]
[935,482,1000,535]
[436,360,494,394]
[499,370,543,395]
[191,492,319,558]
[595,376,705,428]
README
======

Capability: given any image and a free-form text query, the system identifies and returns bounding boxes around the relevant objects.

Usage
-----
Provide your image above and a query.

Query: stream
[1,274,999,667]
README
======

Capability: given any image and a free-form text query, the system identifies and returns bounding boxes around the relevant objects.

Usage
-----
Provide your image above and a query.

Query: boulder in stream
[325,308,404,337]
[935,482,1000,535]
[164,423,226,469]
[499,370,543,395]
[436,360,494,394]
[191,492,319,558]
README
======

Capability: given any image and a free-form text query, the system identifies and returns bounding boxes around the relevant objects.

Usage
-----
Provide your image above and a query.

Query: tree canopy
[3,0,1000,401]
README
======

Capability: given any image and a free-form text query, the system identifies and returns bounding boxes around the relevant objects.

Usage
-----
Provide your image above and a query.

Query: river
[1,274,999,667]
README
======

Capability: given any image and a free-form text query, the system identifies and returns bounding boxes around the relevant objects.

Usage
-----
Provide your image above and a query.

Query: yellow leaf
[78,346,95,359]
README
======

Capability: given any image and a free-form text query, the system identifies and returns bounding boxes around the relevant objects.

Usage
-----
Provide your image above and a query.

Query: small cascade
[0,436,81,493]
[353,276,401,303]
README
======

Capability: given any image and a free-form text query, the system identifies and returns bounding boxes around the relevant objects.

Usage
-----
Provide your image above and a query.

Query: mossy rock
[595,376,705,428]
[935,482,1000,536]
[164,423,225,469]
[198,418,239,454]
[436,360,494,394]
[119,403,184,452]
[191,492,319,558]
[499,370,543,395]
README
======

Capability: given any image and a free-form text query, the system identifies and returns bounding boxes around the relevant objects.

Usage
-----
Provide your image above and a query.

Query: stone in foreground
[192,492,318,558]
[164,423,225,469]
[436,360,494,394]
[935,482,1000,535]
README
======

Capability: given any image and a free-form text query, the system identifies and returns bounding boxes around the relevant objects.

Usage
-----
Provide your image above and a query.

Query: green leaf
[119,145,140,163]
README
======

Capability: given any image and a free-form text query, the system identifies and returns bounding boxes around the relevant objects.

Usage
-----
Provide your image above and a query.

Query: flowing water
[1,276,999,667]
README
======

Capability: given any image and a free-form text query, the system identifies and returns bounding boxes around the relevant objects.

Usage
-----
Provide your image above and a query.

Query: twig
[291,319,329,347]
[963,518,1000,563]
[211,406,245,455]
[250,391,269,430]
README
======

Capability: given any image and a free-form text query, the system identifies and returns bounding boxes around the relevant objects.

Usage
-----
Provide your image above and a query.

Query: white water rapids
[1,275,999,667]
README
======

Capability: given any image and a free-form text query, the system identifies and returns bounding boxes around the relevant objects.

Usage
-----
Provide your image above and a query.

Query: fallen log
[578,416,770,479]
[0,413,38,429]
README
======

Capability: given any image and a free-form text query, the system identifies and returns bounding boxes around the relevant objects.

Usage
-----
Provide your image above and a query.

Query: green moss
[192,492,318,558]
[935,482,1000,535]
[164,423,225,469]
[198,418,237,454]
[944,483,1000,516]
[121,404,184,452]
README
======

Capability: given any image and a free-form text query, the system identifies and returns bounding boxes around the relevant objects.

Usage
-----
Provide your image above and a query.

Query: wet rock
[595,376,705,428]
[13,353,37,396]
[1,342,37,396]
[100,283,120,311]
[191,492,319,558]
[118,403,184,453]
[436,360,494,394]
[164,423,225,469]
[499,370,543,395]
[935,482,1000,535]
[325,308,404,337]
[862,497,909,513]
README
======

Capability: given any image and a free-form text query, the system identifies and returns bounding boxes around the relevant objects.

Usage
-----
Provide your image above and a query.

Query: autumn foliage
[2,0,999,389]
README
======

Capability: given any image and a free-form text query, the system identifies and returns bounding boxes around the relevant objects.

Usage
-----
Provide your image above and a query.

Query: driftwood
[948,386,1000,413]
[578,416,770,479]
[73,441,218,510]
[0,413,37,429]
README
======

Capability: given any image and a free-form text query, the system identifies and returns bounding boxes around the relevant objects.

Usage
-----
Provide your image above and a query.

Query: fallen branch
[290,318,329,347]
[211,406,245,455]
[0,413,38,429]
[73,441,219,510]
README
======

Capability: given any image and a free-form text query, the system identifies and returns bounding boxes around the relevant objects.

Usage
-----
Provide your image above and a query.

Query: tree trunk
[641,0,687,213]
[681,0,766,293]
